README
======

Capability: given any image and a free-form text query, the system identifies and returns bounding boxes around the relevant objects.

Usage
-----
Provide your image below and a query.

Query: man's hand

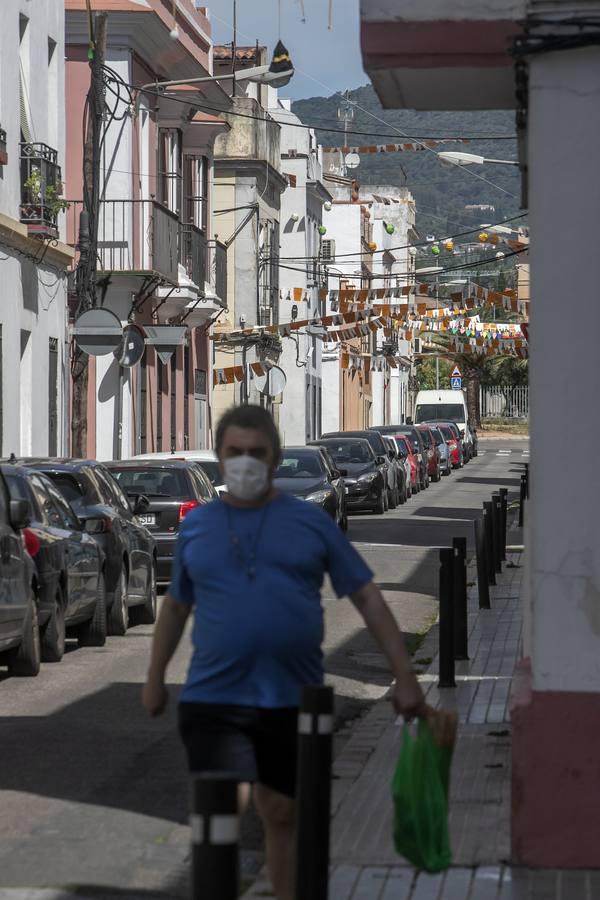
[392,672,426,720]
[142,677,169,716]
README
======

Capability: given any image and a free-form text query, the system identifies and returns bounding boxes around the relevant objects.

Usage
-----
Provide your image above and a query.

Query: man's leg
[253,782,295,900]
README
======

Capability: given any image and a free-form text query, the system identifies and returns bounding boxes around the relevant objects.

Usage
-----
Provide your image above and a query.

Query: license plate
[138,514,156,526]
[344,487,349,494]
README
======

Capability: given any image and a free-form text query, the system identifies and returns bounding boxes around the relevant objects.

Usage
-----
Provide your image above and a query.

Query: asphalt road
[0,438,528,898]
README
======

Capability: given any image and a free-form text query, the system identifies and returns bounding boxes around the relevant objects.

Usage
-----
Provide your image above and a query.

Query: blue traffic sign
[451,376,462,390]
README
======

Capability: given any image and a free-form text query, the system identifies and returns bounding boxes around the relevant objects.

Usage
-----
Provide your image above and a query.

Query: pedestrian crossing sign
[451,376,462,390]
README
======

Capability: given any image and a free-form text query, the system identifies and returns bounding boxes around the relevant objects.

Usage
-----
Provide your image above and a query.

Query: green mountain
[291,86,522,236]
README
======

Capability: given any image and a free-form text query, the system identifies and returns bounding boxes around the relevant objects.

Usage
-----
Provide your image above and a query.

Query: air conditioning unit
[259,306,272,327]
[321,239,336,263]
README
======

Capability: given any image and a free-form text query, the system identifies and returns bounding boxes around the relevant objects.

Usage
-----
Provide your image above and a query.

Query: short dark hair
[215,404,281,458]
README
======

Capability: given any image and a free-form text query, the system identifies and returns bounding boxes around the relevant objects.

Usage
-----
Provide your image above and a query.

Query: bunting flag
[213,360,274,387]
[322,139,471,154]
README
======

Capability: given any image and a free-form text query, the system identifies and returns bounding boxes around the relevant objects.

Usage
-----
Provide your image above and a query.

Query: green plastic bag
[391,717,452,872]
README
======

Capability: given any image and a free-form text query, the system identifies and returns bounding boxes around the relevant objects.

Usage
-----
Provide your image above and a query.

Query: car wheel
[78,572,107,648]
[388,488,397,510]
[341,506,349,532]
[7,589,41,677]
[130,561,158,626]
[384,491,389,512]
[399,485,406,505]
[374,492,386,515]
[108,565,129,636]
[41,587,66,663]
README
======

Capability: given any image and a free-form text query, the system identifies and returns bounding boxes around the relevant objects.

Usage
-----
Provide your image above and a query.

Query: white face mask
[223,455,270,502]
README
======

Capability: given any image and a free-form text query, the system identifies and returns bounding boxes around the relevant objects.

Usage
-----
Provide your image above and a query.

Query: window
[415,403,465,424]
[48,338,58,455]
[184,155,208,230]
[139,354,147,454]
[183,346,190,450]
[47,38,58,148]
[275,450,325,479]
[158,128,182,213]
[110,466,189,498]
[39,475,81,531]
[170,353,177,452]
[4,472,40,521]
[157,356,164,450]
[94,466,130,511]
[189,466,213,501]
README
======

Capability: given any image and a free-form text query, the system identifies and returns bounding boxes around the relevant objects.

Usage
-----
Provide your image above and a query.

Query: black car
[0,470,39,677]
[274,447,345,525]
[16,459,157,636]
[370,425,429,490]
[321,430,392,510]
[311,437,387,515]
[3,465,106,659]
[105,460,217,585]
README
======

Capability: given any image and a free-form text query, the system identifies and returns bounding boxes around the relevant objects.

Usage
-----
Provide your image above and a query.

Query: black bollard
[474,518,490,609]
[483,502,496,586]
[499,488,508,561]
[452,537,469,660]
[438,548,456,688]
[519,473,527,528]
[295,685,334,900]
[492,494,503,574]
[190,773,239,900]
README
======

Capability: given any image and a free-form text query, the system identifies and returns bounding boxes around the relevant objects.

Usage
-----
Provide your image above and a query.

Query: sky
[210,0,368,100]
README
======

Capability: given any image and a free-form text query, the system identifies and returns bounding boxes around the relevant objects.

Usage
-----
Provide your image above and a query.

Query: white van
[413,389,470,443]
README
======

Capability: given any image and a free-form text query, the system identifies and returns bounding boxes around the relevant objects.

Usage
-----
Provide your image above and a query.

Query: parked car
[310,437,387,515]
[372,425,429,490]
[2,465,107,659]
[314,445,348,530]
[395,436,419,494]
[322,430,392,510]
[428,426,452,476]
[16,459,157,635]
[133,449,225,494]
[274,447,345,526]
[382,436,407,504]
[105,460,217,585]
[436,422,462,469]
[388,436,413,499]
[416,425,441,483]
[0,469,39,677]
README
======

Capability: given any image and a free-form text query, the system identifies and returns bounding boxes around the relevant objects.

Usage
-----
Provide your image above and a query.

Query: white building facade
[0,1,72,457]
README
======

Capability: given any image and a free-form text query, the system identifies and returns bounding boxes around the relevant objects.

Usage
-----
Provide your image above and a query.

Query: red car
[395,435,420,494]
[417,425,441,482]
[437,423,461,469]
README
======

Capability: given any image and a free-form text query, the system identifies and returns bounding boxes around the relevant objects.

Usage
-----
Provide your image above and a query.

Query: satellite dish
[253,365,287,398]
[114,323,145,367]
[73,308,123,356]
[345,152,360,170]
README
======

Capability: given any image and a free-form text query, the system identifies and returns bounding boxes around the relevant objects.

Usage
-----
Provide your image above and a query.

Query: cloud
[210,0,367,99]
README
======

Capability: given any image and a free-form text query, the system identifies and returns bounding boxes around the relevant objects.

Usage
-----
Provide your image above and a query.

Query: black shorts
[178,702,298,798]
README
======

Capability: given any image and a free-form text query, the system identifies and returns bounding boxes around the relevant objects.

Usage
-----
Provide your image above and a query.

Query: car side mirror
[376,455,386,465]
[9,499,31,530]
[82,517,108,535]
[131,494,150,515]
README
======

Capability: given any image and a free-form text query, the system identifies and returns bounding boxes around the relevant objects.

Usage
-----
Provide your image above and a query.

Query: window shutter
[19,67,32,143]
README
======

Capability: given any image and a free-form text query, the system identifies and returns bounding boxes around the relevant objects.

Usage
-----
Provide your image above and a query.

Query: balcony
[182,239,227,327]
[68,199,180,286]
[20,142,64,238]
[208,240,227,306]
[180,223,206,289]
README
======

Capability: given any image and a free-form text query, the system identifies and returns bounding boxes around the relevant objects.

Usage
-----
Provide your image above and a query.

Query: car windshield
[439,425,454,440]
[195,461,221,486]
[430,427,443,444]
[109,467,189,497]
[324,441,372,464]
[415,403,465,424]
[275,452,324,479]
[418,429,432,448]
[44,473,84,503]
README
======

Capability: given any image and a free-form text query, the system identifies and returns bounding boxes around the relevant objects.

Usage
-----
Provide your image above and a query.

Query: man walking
[143,405,425,900]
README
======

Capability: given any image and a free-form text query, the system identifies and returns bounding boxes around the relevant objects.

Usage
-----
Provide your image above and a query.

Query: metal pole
[499,487,508,560]
[524,462,530,499]
[438,548,456,688]
[483,502,496,586]
[519,474,526,527]
[190,773,239,900]
[295,685,334,900]
[474,518,490,609]
[452,537,468,660]
[492,493,503,574]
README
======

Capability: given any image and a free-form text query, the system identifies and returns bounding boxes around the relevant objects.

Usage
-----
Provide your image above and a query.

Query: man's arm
[350,581,426,719]
[142,594,191,716]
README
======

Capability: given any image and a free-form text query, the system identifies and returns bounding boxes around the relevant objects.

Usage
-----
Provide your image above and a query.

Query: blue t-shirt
[169,493,373,708]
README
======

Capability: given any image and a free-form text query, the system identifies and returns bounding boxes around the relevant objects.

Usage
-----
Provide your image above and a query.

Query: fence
[480,385,529,419]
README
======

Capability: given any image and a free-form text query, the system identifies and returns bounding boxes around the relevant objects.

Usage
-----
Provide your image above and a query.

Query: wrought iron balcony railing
[20,142,63,236]
[180,223,206,289]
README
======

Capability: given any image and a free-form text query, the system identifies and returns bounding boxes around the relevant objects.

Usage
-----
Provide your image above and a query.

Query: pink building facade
[64,0,228,459]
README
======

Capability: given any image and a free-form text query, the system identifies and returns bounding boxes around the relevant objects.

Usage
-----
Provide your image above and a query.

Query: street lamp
[438,151,519,167]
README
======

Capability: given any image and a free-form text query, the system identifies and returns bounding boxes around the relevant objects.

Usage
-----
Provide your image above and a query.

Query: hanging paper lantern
[318,225,327,236]
[444,239,454,252]
[368,241,377,252]
[479,231,489,243]
[431,244,440,256]
[385,222,395,235]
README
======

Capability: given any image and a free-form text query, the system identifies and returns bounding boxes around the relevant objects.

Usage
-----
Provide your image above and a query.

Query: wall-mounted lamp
[323,200,332,212]
[291,304,299,321]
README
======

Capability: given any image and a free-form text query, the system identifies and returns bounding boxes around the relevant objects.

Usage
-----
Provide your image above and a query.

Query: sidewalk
[245,521,598,898]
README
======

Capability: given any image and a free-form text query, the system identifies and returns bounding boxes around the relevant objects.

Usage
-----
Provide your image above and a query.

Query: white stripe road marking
[496,450,512,455]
